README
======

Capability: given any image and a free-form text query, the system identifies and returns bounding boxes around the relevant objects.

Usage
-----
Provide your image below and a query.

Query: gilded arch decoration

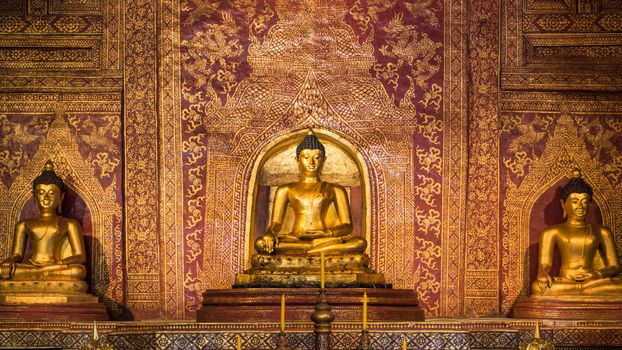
[501,110,622,313]
[0,115,123,316]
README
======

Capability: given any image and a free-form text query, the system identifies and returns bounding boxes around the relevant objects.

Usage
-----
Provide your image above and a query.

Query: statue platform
[513,295,622,320]
[196,288,424,323]
[234,253,386,288]
[0,280,108,321]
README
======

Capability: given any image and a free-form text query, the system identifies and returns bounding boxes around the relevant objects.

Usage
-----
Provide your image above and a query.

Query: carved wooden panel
[503,0,622,91]
[0,0,122,91]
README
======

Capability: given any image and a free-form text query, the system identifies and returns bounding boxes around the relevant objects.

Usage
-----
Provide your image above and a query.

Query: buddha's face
[562,192,591,220]
[297,149,325,176]
[34,183,62,212]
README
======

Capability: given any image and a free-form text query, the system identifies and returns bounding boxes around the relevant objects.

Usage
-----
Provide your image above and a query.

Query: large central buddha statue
[254,130,367,255]
[532,169,622,296]
[235,129,384,287]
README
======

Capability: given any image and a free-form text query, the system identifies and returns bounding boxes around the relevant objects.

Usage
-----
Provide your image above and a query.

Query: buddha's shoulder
[59,217,82,229]
[324,182,346,191]
[15,219,31,228]
[541,224,565,235]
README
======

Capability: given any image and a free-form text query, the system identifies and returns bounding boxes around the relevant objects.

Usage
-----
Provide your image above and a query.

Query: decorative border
[123,0,162,315]
[1,320,621,349]
[440,0,468,316]
[159,0,184,319]
[463,0,501,315]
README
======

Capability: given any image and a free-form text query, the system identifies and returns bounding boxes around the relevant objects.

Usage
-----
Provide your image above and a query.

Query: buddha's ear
[58,192,65,215]
[560,199,566,219]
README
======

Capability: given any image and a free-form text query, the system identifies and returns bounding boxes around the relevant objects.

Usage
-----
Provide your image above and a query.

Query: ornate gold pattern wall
[175,0,448,318]
[1,0,620,320]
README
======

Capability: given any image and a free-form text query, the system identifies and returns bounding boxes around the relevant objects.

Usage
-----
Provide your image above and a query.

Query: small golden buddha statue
[0,160,105,317]
[0,160,86,281]
[254,129,367,255]
[532,169,622,296]
[235,129,384,287]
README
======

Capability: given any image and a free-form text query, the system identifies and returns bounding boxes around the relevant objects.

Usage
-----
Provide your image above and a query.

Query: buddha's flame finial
[44,159,55,172]
[571,168,581,179]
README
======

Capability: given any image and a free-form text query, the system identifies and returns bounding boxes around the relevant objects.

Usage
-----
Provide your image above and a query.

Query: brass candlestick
[311,288,334,350]
[519,321,555,350]
[357,330,370,350]
[276,331,289,350]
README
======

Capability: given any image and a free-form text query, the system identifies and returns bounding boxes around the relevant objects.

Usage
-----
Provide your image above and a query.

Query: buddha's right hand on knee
[536,272,552,292]
[255,234,277,254]
[0,260,15,279]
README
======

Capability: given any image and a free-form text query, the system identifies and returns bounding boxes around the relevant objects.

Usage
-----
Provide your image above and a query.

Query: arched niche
[527,177,603,288]
[243,128,371,264]
[0,116,121,316]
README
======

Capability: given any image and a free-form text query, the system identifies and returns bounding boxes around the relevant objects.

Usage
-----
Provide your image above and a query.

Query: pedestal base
[513,295,622,320]
[0,302,108,321]
[197,288,425,323]
[0,280,108,321]
[235,253,386,288]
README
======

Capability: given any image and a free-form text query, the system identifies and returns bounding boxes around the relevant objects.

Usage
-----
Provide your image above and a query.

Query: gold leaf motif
[503,151,533,178]
[420,83,443,112]
[185,229,203,264]
[92,152,120,179]
[414,175,441,206]
[417,113,442,144]
[186,197,204,228]
[416,146,441,173]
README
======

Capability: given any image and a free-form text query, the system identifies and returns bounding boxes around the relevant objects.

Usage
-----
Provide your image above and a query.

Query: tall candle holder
[276,332,289,350]
[311,288,334,350]
[357,292,370,350]
[276,294,289,350]
[311,253,333,350]
[357,330,370,350]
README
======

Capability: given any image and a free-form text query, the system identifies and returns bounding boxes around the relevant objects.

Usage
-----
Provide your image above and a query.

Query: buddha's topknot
[32,160,65,193]
[560,168,592,201]
[296,129,325,157]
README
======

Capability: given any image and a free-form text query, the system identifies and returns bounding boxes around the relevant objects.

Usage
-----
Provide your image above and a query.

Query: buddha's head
[32,160,65,213]
[560,168,593,221]
[296,129,326,177]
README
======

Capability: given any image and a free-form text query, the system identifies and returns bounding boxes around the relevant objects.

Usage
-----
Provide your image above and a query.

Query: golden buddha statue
[0,161,101,311]
[0,161,86,281]
[254,129,366,255]
[235,130,384,287]
[532,169,622,297]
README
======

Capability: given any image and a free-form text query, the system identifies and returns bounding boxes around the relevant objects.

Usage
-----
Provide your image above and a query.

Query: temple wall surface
[0,0,620,320]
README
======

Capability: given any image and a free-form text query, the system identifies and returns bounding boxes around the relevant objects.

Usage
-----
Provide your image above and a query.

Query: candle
[237,335,241,350]
[362,292,368,330]
[402,337,407,350]
[320,252,325,289]
[280,294,285,332]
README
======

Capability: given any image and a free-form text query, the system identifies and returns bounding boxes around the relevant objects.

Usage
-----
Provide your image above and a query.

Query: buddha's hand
[298,229,329,240]
[0,258,15,279]
[569,271,599,282]
[261,234,277,254]
[536,271,552,290]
